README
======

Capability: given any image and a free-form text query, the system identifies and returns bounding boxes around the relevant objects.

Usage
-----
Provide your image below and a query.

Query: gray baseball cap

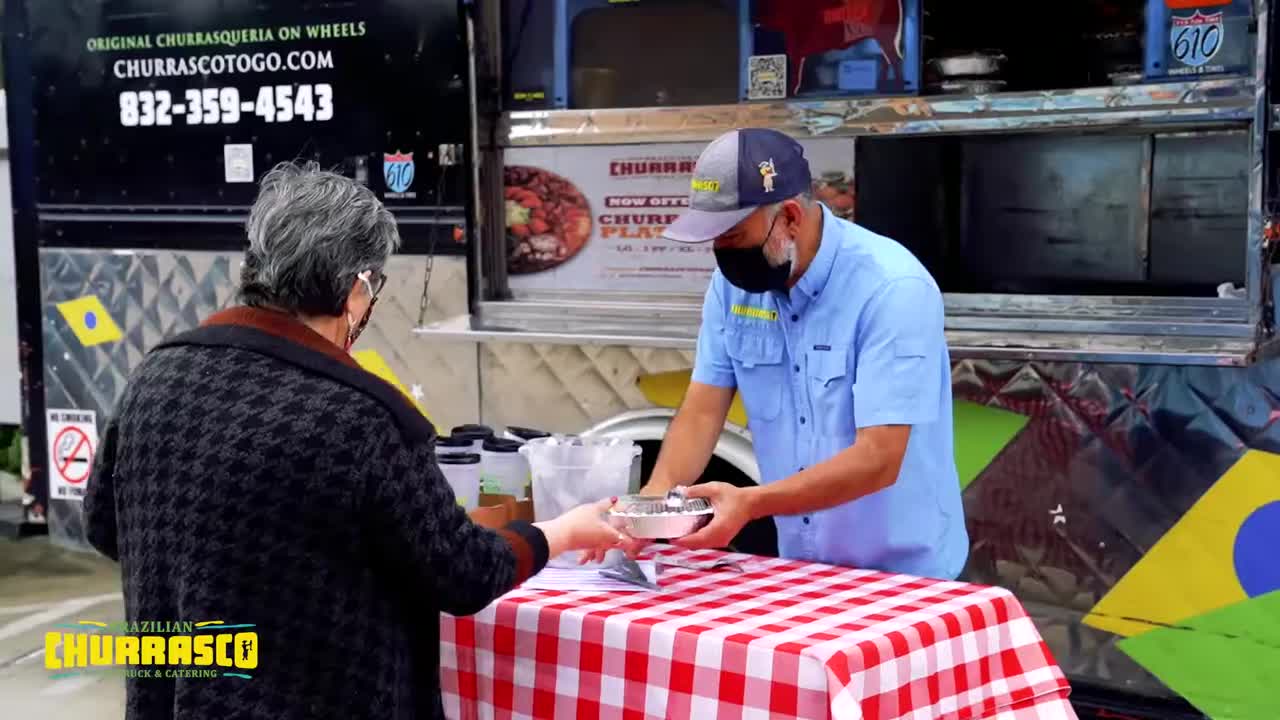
[665,128,813,244]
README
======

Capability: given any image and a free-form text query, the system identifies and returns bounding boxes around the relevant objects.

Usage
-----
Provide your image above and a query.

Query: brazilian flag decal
[1085,450,1280,720]
[55,296,123,348]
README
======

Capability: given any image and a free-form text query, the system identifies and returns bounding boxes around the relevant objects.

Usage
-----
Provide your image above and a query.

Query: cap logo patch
[759,159,778,193]
[691,178,721,193]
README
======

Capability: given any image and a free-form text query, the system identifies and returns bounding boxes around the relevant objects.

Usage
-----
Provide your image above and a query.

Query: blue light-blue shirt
[692,205,968,580]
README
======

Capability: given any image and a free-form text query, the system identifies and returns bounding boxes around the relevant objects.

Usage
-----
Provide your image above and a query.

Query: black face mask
[714,213,791,293]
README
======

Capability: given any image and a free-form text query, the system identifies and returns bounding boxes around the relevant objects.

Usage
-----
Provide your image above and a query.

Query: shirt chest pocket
[808,347,852,429]
[725,330,784,422]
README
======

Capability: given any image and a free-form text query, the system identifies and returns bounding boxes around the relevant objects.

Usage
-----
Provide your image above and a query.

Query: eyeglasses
[358,269,388,300]
[356,270,387,327]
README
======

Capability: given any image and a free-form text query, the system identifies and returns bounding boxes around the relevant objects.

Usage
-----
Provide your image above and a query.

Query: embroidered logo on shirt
[730,304,779,322]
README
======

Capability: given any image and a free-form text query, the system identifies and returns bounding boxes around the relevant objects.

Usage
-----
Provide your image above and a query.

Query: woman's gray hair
[238,161,401,316]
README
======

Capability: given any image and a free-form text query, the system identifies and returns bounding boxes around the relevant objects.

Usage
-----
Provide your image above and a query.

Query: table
[441,548,1078,720]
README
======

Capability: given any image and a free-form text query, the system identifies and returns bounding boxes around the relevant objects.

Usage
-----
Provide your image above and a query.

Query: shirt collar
[788,204,839,313]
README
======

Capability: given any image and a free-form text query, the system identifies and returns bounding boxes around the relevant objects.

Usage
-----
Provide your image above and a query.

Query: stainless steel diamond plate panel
[40,249,240,550]
[957,357,1280,699]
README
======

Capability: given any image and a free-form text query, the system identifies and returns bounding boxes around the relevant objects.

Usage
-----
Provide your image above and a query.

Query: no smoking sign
[46,409,98,501]
[54,426,93,483]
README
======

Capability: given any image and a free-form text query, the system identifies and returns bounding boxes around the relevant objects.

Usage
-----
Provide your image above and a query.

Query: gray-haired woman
[84,162,624,720]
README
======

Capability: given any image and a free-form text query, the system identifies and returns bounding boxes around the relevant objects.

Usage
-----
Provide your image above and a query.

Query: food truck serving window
[29,0,466,217]
[853,130,1250,298]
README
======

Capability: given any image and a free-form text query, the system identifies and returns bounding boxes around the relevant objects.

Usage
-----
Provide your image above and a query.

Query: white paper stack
[520,561,658,593]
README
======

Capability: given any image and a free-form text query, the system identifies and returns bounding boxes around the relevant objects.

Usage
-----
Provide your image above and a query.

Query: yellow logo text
[45,620,259,676]
[730,304,778,322]
[46,631,257,671]
[691,178,720,193]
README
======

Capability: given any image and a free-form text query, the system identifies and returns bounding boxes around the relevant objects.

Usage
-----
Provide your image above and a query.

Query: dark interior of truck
[854,129,1250,297]
[924,0,1150,91]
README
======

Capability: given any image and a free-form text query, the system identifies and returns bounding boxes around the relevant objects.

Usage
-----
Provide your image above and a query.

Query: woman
[84,162,624,720]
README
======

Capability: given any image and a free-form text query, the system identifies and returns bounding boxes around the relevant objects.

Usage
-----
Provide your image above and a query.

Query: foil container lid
[610,495,713,517]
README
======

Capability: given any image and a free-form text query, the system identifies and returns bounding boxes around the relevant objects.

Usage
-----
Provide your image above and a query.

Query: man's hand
[671,482,757,551]
[626,381,734,557]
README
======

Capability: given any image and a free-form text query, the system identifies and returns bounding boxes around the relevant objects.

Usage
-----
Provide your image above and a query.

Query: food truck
[434,3,1280,717]
[5,0,1277,717]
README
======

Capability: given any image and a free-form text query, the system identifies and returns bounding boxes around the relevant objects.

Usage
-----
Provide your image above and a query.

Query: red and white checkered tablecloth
[441,548,1077,720]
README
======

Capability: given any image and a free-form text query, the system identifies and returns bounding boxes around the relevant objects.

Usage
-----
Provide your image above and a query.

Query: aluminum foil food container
[609,495,713,539]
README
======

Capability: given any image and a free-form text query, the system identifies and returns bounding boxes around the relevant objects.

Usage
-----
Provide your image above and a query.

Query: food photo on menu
[504,165,593,274]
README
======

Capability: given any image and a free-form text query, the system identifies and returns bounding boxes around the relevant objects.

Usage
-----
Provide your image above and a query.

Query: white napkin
[521,561,658,593]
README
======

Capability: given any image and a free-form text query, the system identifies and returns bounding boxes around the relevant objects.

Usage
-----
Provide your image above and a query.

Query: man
[640,128,968,580]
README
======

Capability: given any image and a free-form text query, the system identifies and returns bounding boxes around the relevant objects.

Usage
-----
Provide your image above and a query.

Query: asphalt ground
[0,535,125,718]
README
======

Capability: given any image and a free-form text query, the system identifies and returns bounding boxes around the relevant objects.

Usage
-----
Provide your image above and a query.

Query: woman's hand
[619,482,665,559]
[534,498,628,563]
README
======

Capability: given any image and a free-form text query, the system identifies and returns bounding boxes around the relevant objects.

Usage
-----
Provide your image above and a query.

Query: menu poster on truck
[29,1,464,209]
[505,139,856,294]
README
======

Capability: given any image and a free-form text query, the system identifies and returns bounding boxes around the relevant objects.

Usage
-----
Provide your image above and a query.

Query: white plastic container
[481,437,528,499]
[519,435,640,568]
[437,453,481,511]
[497,427,549,499]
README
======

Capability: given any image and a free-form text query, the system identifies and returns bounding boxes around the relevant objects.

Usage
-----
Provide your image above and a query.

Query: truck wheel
[635,440,778,558]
